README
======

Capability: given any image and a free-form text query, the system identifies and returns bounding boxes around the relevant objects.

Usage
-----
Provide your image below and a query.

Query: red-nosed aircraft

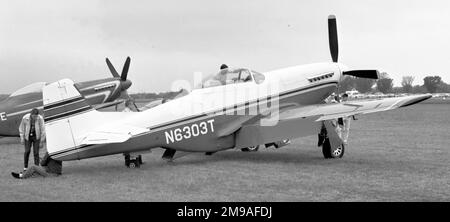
[0,57,133,137]
[41,16,431,167]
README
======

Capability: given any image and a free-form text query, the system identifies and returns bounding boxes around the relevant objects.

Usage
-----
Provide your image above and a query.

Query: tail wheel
[322,138,345,159]
[125,155,141,168]
[128,159,140,168]
[241,145,260,152]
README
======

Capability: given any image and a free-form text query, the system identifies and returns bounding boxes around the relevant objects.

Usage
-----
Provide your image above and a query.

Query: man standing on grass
[19,108,45,172]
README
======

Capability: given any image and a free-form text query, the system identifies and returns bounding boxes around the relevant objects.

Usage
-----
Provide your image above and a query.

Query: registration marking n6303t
[165,119,215,144]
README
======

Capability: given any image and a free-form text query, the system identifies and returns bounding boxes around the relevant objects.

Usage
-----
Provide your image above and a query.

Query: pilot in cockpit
[200,65,264,88]
[216,64,229,85]
[220,64,228,70]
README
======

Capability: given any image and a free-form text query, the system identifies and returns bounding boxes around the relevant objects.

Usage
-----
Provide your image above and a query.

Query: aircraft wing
[233,94,431,148]
[276,94,431,122]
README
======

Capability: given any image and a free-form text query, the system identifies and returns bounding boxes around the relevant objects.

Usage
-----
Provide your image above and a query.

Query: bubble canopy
[9,82,47,97]
[199,68,265,89]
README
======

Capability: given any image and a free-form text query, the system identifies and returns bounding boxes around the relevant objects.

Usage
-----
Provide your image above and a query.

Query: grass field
[0,103,449,202]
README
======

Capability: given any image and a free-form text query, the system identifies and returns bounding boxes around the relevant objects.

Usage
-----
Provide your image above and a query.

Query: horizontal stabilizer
[81,125,149,145]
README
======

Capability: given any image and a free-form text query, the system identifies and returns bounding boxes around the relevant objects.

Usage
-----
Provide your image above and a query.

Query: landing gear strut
[124,154,143,168]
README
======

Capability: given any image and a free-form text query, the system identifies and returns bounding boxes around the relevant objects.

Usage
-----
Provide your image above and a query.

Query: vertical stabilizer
[43,79,96,158]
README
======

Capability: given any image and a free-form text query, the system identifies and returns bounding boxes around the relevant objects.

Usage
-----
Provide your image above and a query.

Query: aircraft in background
[41,15,430,168]
[0,57,133,137]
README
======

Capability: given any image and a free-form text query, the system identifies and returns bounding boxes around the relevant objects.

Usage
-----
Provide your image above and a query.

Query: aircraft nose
[336,63,349,72]
[335,63,349,81]
[121,80,132,90]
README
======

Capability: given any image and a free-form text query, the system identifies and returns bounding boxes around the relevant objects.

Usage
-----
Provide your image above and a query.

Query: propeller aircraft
[41,15,431,168]
[0,57,134,137]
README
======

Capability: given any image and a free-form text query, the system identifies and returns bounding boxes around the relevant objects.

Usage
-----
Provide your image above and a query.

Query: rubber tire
[322,138,345,159]
[241,145,260,152]
[332,144,345,158]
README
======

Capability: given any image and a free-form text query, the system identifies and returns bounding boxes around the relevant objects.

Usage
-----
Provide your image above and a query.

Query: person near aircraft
[19,108,45,172]
[220,64,228,70]
[323,93,344,143]
[11,152,62,179]
[215,64,229,85]
[340,93,351,145]
[335,94,344,132]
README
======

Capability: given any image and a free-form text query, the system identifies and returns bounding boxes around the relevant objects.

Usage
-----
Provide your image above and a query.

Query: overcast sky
[1,0,450,93]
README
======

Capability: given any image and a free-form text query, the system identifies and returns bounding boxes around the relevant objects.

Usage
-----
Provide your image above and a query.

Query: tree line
[340,73,450,94]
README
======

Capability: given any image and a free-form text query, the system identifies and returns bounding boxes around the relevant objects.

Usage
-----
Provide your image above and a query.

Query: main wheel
[241,145,260,152]
[332,144,345,158]
[322,138,345,159]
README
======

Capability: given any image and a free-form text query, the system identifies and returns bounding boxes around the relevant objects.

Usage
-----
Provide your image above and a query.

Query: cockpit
[199,68,265,89]
[9,82,46,97]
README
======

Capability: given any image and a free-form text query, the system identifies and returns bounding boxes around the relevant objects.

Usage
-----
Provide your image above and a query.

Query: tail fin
[43,79,147,159]
[43,79,93,123]
[43,79,97,157]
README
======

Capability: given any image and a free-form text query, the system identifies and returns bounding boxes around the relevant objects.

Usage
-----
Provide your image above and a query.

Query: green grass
[0,104,449,201]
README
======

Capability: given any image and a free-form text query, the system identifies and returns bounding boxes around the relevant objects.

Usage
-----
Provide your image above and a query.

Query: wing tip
[400,94,432,108]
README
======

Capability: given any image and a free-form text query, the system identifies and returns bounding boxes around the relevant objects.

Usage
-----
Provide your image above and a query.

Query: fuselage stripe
[44,96,83,109]
[149,81,338,130]
[44,106,93,122]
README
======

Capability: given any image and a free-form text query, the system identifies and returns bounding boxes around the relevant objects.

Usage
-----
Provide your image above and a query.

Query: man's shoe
[11,172,21,179]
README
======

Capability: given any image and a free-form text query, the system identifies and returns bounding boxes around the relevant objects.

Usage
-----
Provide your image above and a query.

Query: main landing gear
[318,121,345,159]
[124,154,143,168]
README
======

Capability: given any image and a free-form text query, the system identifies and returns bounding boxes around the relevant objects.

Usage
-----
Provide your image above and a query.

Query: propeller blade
[106,58,120,78]
[121,57,131,81]
[328,15,339,63]
[343,70,379,79]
